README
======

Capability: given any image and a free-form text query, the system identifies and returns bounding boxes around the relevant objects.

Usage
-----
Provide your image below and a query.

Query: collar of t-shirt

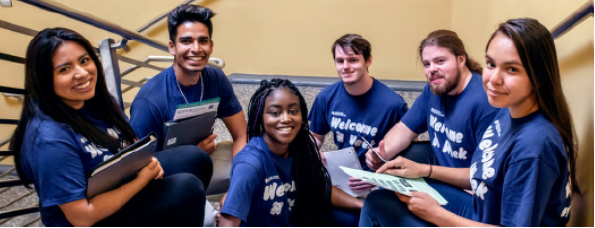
[255,136,293,167]
[341,78,378,100]
[168,67,204,104]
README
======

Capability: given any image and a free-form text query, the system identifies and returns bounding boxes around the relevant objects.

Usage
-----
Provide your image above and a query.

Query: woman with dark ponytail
[360,18,578,227]
[219,79,333,226]
[11,28,209,226]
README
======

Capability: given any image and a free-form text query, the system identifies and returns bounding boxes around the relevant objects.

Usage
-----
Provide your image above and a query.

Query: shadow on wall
[558,41,594,71]
[569,106,594,227]
[557,39,594,227]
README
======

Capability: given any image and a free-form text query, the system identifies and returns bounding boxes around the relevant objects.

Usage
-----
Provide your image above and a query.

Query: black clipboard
[160,111,216,151]
[86,133,157,198]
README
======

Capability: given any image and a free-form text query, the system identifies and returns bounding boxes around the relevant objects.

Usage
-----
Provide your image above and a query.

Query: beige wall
[0,0,592,225]
[207,0,452,80]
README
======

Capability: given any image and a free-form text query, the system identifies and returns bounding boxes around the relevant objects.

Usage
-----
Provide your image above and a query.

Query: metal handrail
[136,0,196,33]
[18,0,169,52]
[0,21,167,70]
[552,0,594,39]
[0,52,25,64]
[0,136,11,148]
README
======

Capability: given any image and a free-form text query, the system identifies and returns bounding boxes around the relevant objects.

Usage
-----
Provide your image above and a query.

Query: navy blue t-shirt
[20,106,128,226]
[221,136,296,226]
[308,79,408,170]
[470,109,571,226]
[130,66,242,146]
[400,72,498,168]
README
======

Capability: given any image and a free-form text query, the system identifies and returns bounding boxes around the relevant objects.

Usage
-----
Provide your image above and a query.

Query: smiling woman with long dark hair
[11,28,210,227]
[218,79,334,226]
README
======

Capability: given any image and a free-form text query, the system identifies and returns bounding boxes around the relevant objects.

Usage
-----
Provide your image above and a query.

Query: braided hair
[247,79,332,226]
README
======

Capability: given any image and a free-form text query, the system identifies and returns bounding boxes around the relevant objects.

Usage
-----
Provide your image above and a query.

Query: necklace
[176,74,204,104]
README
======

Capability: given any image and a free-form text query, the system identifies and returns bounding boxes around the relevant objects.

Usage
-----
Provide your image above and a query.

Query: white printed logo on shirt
[270,201,284,215]
[471,125,499,200]
[263,178,296,216]
[329,112,379,149]
[429,114,467,160]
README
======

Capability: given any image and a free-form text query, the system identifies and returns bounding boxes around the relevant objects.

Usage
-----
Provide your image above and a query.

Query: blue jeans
[359,178,474,227]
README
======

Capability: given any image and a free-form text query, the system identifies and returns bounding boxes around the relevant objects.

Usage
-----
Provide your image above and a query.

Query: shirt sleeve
[397,100,409,122]
[400,88,429,134]
[472,103,499,145]
[308,94,330,135]
[215,69,242,118]
[130,98,164,140]
[220,161,261,223]
[30,141,87,207]
[500,156,558,226]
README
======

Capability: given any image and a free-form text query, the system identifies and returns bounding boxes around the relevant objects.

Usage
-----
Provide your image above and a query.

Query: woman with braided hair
[218,79,335,226]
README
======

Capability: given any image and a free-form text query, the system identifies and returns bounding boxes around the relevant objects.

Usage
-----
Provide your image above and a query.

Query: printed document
[340,166,448,205]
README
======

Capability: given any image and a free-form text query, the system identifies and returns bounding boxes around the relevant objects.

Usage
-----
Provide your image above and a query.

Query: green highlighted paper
[340,166,448,205]
[173,97,220,121]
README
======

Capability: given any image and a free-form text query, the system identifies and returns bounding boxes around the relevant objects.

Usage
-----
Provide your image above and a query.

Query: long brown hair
[419,30,483,74]
[486,18,580,194]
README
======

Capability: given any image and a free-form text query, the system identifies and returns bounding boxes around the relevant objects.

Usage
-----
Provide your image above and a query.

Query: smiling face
[334,46,371,85]
[261,88,302,156]
[52,41,97,109]
[421,45,466,96]
[169,21,213,76]
[483,32,536,115]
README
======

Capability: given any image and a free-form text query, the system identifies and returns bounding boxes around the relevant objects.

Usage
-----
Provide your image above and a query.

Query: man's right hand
[197,134,217,154]
[365,140,388,171]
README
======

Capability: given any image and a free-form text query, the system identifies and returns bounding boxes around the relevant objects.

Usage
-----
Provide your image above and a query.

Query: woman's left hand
[396,191,442,223]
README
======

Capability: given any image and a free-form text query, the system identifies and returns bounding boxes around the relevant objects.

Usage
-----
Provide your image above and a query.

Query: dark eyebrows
[54,53,89,70]
[485,54,523,66]
[78,53,89,60]
[265,102,300,109]
[178,35,192,40]
[504,60,523,66]
[178,35,210,40]
[485,55,493,62]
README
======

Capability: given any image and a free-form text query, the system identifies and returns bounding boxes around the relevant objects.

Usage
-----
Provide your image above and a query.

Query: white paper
[340,166,448,205]
[173,101,219,121]
[324,147,369,198]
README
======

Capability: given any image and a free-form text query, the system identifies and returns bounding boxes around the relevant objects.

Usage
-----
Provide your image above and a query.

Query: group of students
[8,3,579,227]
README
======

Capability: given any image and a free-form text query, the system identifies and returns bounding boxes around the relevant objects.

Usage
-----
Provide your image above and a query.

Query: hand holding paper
[324,147,370,197]
[340,166,448,205]
[376,156,431,179]
[397,191,444,223]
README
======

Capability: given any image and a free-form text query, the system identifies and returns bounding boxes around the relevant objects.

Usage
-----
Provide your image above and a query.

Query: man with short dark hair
[131,4,247,156]
[308,33,409,226]
[130,5,247,199]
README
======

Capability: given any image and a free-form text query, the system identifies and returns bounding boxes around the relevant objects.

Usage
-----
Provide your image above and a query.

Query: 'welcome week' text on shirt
[221,136,296,227]
[470,109,571,227]
[309,79,408,170]
[400,72,498,168]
